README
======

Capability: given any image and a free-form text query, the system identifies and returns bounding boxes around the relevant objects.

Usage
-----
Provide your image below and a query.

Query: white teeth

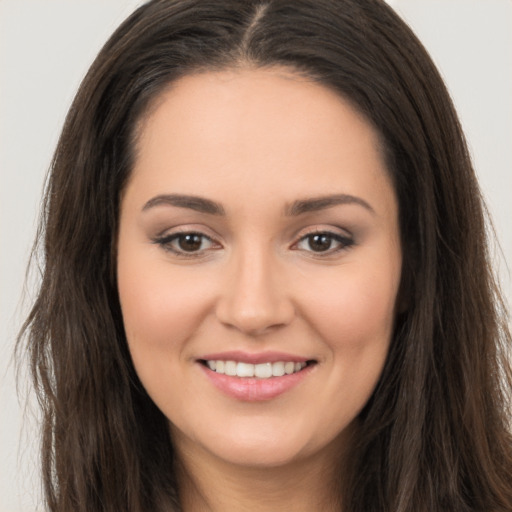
[236,362,255,377]
[206,360,308,379]
[224,360,237,376]
[255,362,272,379]
[272,362,285,377]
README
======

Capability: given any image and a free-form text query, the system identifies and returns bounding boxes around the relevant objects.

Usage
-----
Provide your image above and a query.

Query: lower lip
[199,363,314,402]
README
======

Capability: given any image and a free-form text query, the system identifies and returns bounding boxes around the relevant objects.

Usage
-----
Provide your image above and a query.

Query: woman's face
[117,68,402,469]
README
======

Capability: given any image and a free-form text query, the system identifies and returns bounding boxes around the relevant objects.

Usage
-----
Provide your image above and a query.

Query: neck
[175,436,347,512]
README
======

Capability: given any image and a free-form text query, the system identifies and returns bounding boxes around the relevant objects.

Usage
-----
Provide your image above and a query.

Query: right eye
[154,232,218,256]
[293,231,354,255]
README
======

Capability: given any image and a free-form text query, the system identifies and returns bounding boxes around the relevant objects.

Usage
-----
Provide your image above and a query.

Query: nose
[215,245,295,336]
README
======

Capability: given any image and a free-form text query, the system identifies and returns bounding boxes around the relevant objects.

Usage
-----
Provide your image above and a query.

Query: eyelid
[152,226,223,257]
[291,226,355,255]
[292,225,353,242]
[153,223,218,238]
[150,224,354,258]
[298,224,352,236]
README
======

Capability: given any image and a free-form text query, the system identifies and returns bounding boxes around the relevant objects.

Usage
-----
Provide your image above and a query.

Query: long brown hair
[18,0,512,510]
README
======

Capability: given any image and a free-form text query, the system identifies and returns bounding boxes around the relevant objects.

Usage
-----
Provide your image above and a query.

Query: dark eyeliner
[296,230,355,254]
[152,231,215,257]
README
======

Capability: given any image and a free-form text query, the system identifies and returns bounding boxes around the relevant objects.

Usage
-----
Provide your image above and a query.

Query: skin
[117,67,402,511]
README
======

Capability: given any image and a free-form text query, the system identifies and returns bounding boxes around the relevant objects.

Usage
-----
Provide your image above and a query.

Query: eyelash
[152,231,219,257]
[152,229,354,258]
[293,230,355,255]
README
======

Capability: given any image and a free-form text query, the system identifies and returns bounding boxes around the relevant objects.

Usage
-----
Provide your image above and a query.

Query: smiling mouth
[200,360,316,379]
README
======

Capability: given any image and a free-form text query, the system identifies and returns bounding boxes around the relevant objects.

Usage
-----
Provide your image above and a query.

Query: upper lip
[198,351,311,364]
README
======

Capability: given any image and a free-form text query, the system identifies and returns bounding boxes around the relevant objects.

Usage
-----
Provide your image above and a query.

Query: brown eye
[295,231,354,254]
[155,232,217,255]
[178,233,203,252]
[307,234,334,252]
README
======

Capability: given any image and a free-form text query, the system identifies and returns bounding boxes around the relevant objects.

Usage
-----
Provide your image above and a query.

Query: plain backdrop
[1,1,511,510]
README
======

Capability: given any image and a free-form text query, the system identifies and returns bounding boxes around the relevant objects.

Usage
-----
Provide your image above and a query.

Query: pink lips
[198,351,314,402]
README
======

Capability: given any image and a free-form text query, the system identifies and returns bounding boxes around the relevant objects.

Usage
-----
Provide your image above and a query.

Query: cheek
[317,277,395,335]
[117,261,216,415]
[298,259,400,363]
[295,263,400,432]
[117,256,213,364]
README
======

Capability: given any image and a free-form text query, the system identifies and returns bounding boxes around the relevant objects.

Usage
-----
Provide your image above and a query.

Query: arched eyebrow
[142,194,225,215]
[141,193,375,216]
[284,194,375,216]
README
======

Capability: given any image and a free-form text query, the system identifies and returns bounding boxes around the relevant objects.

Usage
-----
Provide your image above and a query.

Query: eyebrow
[142,194,226,215]
[141,193,375,216]
[285,194,375,216]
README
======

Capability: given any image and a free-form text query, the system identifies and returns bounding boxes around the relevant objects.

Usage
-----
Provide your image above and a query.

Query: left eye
[156,232,215,254]
[295,232,353,253]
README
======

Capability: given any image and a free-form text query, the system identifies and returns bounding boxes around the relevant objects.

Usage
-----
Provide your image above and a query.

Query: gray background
[1,1,511,510]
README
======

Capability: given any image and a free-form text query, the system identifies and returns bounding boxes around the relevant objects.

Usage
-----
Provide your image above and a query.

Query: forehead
[136,67,380,158]
[129,67,396,218]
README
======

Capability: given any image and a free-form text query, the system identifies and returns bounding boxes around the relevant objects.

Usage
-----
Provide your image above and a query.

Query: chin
[213,440,306,468]
[178,418,346,470]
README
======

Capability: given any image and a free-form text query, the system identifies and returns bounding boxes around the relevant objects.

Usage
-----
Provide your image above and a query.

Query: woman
[19,0,512,510]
